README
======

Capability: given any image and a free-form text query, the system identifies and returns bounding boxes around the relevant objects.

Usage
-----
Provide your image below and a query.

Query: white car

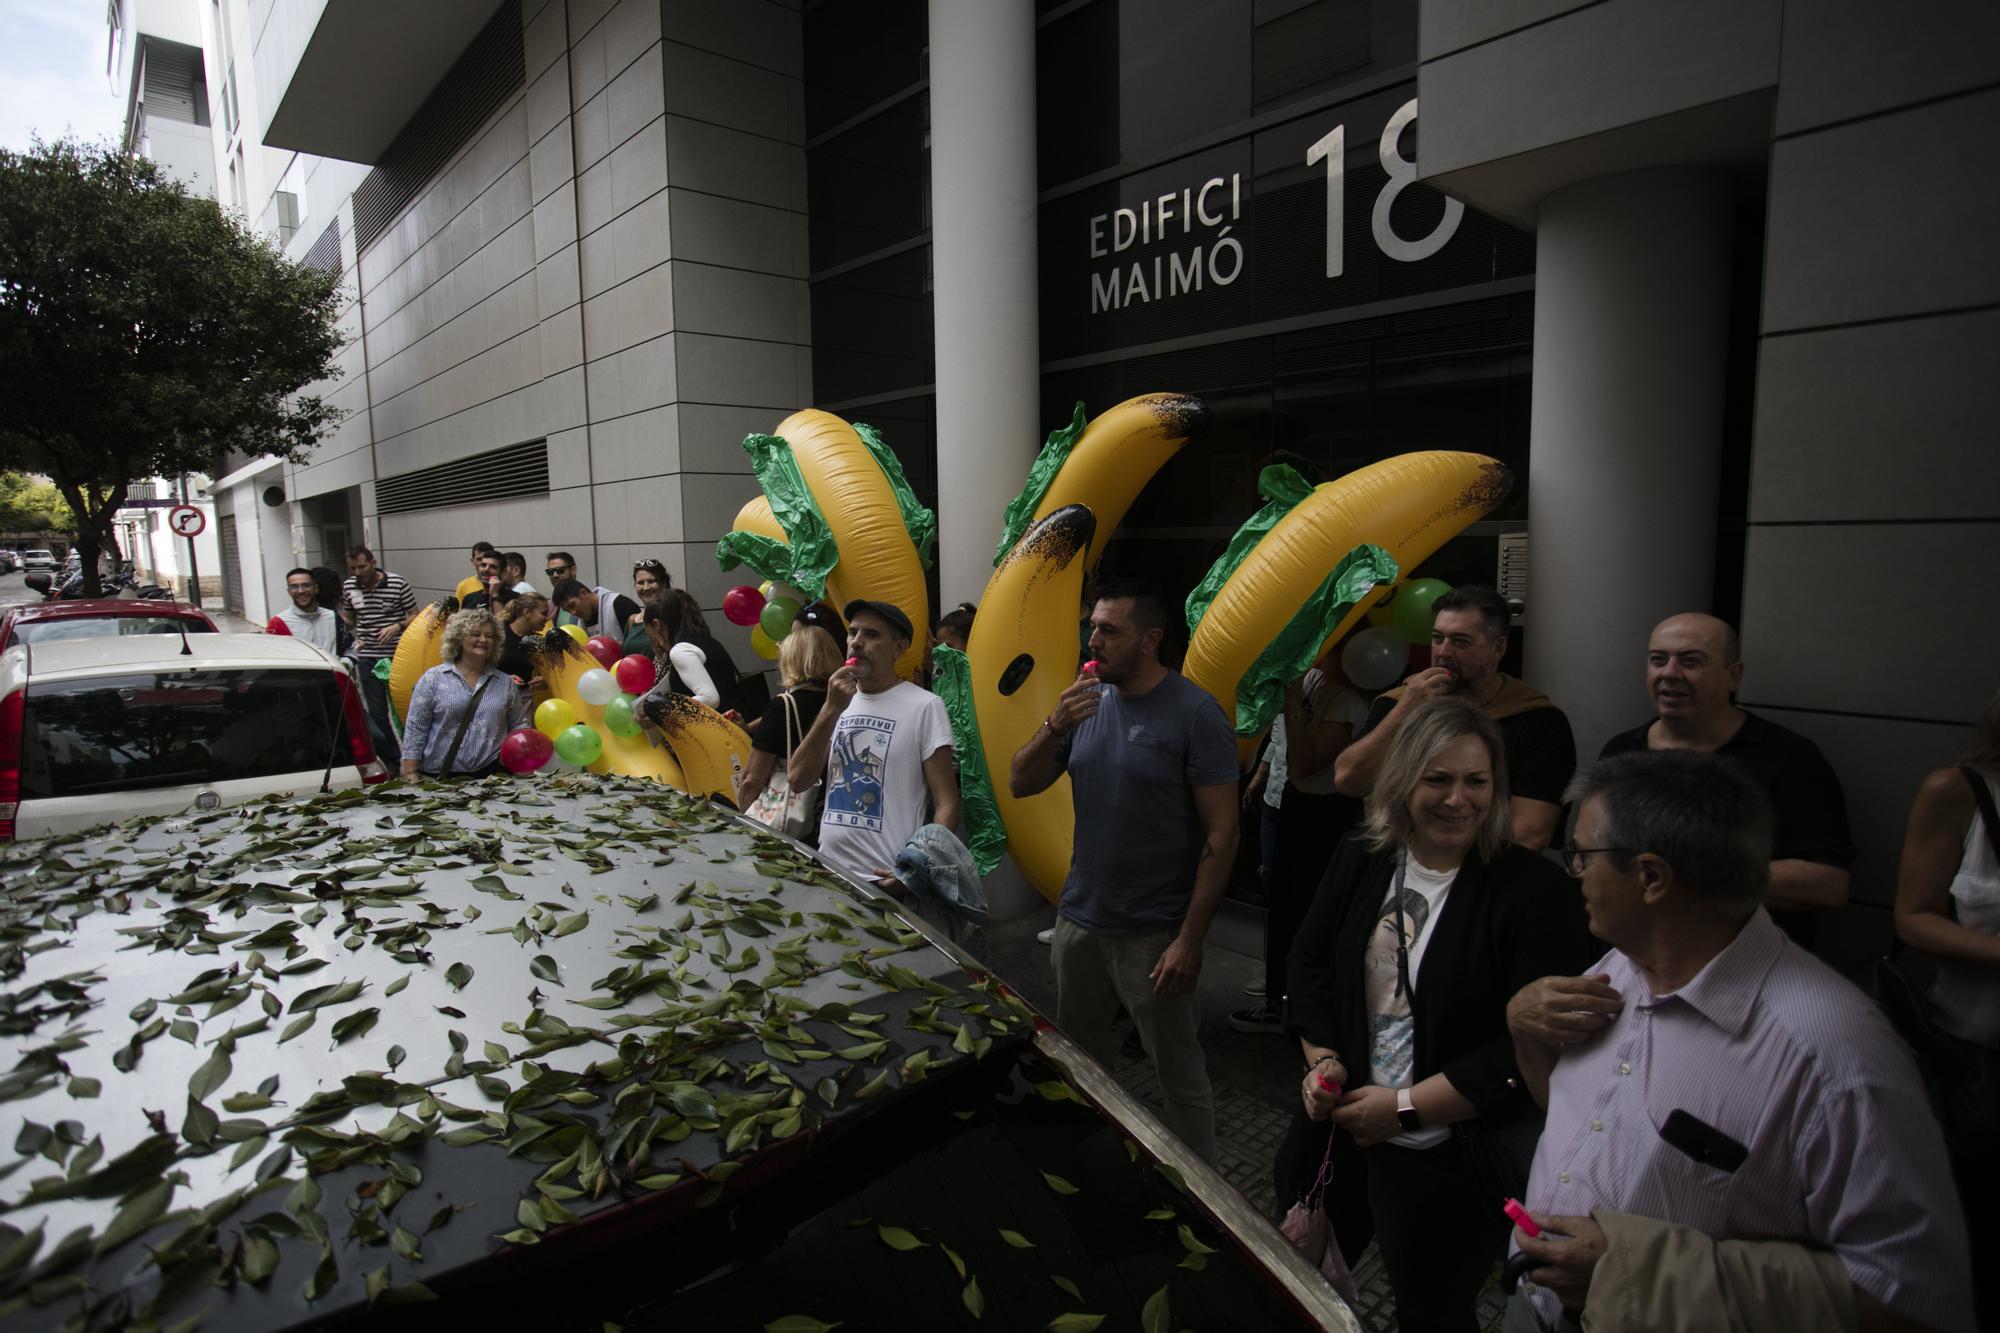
[19,548,55,570]
[0,632,388,840]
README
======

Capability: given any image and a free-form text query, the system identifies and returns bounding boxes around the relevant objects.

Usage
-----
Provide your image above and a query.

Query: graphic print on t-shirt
[824,714,893,832]
[1366,886,1431,1089]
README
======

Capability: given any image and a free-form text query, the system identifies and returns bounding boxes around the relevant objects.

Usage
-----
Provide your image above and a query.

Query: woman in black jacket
[1280,695,1594,1332]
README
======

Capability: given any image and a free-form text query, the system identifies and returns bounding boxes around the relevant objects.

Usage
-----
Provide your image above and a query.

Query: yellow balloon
[534,697,577,739]
[758,580,774,597]
[749,625,779,659]
[561,623,587,645]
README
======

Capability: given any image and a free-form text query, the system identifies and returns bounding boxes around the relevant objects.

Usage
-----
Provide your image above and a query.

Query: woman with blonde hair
[400,608,529,779]
[736,620,844,827]
[1278,696,1594,1331]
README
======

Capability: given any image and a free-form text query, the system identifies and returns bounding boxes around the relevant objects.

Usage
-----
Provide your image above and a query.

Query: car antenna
[320,673,353,795]
[178,621,193,656]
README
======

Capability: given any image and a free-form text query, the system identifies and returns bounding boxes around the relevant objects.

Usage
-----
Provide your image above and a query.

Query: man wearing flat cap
[789,600,960,887]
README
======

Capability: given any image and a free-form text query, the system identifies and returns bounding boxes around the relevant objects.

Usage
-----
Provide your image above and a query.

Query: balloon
[554,723,603,766]
[499,727,555,774]
[1366,581,1403,631]
[759,595,801,642]
[585,635,622,669]
[757,580,774,597]
[603,692,642,737]
[534,697,577,739]
[1390,577,1451,645]
[560,623,588,645]
[577,668,619,707]
[723,585,766,627]
[1342,626,1409,691]
[613,653,656,695]
[749,625,779,659]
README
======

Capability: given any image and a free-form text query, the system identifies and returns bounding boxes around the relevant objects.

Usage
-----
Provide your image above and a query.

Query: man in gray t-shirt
[1011,584,1239,1162]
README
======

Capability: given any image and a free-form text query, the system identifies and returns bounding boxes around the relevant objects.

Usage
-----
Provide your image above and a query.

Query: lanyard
[1392,849,1413,1002]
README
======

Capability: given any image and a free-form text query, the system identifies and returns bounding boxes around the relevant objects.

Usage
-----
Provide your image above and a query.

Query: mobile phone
[1658,1108,1747,1174]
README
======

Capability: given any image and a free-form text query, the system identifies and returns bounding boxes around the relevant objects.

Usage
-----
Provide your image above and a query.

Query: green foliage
[0,138,345,589]
[0,471,71,533]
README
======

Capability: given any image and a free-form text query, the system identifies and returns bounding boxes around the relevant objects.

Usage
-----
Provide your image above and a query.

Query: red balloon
[499,727,554,774]
[585,635,622,669]
[722,585,766,627]
[613,653,656,695]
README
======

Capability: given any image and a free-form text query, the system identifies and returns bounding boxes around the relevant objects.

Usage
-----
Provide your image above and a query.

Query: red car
[0,597,217,650]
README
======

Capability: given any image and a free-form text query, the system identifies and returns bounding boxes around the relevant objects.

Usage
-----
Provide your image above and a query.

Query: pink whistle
[845,656,860,668]
[1316,1074,1342,1098]
[1504,1198,1541,1238]
[1082,660,1099,675]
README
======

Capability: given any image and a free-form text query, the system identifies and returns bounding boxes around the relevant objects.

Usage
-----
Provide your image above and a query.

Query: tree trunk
[53,476,129,599]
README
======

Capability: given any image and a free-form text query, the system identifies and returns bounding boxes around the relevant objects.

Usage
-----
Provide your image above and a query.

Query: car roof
[3,597,213,626]
[5,630,342,689]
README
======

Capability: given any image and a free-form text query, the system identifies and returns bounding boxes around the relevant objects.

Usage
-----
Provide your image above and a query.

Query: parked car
[0,632,387,840]
[19,548,55,570]
[0,596,216,650]
[0,550,19,572]
[0,777,1353,1331]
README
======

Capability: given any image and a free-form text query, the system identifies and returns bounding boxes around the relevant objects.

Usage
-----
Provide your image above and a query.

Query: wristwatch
[1395,1086,1422,1132]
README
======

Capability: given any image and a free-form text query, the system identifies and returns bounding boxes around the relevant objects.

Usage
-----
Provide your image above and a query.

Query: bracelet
[1306,1053,1339,1074]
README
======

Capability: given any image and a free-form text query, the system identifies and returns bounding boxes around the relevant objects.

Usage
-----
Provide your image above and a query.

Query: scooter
[24,568,171,601]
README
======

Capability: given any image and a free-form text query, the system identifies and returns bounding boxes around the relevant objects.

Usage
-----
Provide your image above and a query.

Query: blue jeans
[357,658,401,765]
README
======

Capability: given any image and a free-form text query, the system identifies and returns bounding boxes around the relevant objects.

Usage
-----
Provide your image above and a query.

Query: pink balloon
[722,585,766,627]
[585,635,622,669]
[613,653,656,695]
[499,726,554,774]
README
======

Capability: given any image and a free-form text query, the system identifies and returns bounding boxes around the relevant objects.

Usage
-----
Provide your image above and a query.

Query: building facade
[146,0,1995,941]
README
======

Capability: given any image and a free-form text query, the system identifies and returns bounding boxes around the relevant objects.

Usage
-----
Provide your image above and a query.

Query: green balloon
[759,595,801,642]
[604,692,642,737]
[554,723,603,766]
[1390,578,1452,644]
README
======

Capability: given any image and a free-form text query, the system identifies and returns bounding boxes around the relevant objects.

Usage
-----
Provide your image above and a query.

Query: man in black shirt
[552,578,641,642]
[1334,585,1575,850]
[459,550,507,611]
[1598,612,1855,947]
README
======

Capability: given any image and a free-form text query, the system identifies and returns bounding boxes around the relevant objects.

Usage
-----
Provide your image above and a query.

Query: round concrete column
[928,0,1040,609]
[1525,167,1735,756]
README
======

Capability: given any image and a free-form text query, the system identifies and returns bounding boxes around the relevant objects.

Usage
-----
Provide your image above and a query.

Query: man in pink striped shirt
[1503,750,1972,1333]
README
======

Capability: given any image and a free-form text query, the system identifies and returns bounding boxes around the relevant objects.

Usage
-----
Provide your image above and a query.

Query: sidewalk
[984,899,1508,1333]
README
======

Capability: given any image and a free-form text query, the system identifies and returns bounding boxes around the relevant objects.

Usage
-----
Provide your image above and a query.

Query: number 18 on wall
[1307,99,1465,278]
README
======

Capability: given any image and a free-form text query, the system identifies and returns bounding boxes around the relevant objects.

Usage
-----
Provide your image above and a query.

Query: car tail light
[335,671,389,786]
[0,689,23,840]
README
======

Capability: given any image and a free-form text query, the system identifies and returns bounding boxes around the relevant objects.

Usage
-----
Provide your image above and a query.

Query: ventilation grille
[376,437,548,515]
[303,219,341,275]
[351,0,525,254]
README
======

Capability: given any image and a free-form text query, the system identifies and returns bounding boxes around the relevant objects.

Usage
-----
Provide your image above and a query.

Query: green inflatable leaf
[714,530,794,585]
[929,646,1004,874]
[1183,464,1317,637]
[852,422,937,571]
[727,433,841,598]
[993,403,1087,567]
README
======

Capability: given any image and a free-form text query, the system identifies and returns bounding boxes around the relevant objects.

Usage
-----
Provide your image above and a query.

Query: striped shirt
[342,570,417,658]
[1520,908,1973,1331]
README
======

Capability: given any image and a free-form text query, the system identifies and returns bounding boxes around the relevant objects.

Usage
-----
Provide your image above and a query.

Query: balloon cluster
[496,631,660,774]
[722,579,804,660]
[1341,577,1451,691]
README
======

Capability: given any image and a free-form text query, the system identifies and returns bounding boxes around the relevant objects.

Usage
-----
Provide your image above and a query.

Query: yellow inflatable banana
[966,504,1096,902]
[1183,453,1511,746]
[388,599,455,727]
[640,693,754,804]
[731,495,788,548]
[534,633,687,787]
[1014,393,1208,574]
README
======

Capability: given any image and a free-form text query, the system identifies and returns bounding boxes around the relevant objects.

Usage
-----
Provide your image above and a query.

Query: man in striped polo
[1502,750,1971,1332]
[342,544,419,766]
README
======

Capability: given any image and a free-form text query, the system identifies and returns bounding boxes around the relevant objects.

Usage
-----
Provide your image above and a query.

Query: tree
[0,471,73,534]
[0,138,344,594]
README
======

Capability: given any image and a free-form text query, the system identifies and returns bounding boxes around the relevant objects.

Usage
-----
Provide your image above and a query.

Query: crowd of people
[266,544,1993,1330]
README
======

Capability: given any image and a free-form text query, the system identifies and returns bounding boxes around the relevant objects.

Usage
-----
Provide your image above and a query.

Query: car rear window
[18,668,359,798]
[12,617,213,647]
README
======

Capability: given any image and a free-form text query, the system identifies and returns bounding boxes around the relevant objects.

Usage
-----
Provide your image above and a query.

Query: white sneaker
[1037,927,1055,945]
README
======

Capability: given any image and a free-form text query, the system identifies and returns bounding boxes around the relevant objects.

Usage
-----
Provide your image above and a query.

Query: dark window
[1037,2,1120,187]
[19,669,355,799]
[803,0,927,134]
[11,617,215,649]
[810,248,934,404]
[807,98,930,271]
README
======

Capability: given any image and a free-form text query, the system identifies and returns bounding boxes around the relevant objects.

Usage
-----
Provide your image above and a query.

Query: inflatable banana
[535,632,687,788]
[731,495,788,548]
[966,504,1096,902]
[640,693,754,804]
[1183,453,1511,748]
[1002,393,1208,574]
[388,598,456,726]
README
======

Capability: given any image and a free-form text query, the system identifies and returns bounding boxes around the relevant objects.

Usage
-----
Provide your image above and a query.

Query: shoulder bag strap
[1961,766,2000,864]
[776,691,802,821]
[439,676,495,775]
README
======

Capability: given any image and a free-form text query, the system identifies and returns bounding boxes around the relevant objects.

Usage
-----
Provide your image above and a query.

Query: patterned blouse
[402,663,530,774]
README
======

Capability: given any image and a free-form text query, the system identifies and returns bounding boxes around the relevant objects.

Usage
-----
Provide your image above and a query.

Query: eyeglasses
[1559,845,1630,876]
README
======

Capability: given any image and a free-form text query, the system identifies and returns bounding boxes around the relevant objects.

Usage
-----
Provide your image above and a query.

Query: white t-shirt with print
[817,681,954,882]
[1364,849,1457,1148]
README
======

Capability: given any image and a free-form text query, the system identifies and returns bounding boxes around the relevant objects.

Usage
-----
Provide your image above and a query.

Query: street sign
[167,505,207,538]
[116,498,184,510]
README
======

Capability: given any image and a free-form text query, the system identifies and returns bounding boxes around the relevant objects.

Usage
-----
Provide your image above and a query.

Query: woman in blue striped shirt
[400,609,530,779]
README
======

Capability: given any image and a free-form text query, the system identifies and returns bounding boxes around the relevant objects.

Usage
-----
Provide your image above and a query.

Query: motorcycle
[24,566,171,601]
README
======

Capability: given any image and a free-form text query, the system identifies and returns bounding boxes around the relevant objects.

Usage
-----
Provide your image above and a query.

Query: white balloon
[577,668,619,707]
[1341,626,1409,692]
